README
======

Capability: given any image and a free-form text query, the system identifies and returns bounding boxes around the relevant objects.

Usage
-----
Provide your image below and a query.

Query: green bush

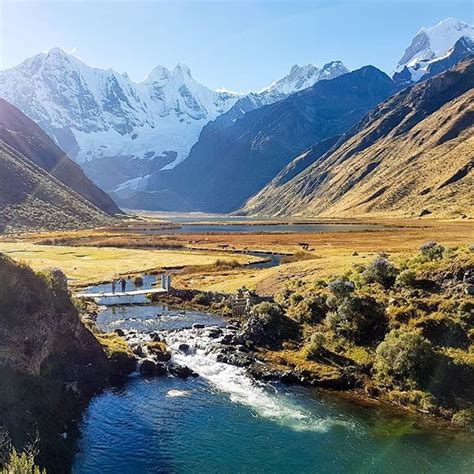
[1,449,45,474]
[386,389,435,411]
[457,301,474,325]
[419,241,445,261]
[374,329,434,389]
[305,332,326,360]
[326,295,388,345]
[287,294,327,324]
[361,257,398,288]
[451,409,473,427]
[244,302,300,347]
[327,279,355,300]
[192,292,211,306]
[395,269,417,288]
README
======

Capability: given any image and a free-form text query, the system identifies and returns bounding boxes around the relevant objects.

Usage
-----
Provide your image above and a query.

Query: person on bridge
[121,278,126,293]
[111,280,116,294]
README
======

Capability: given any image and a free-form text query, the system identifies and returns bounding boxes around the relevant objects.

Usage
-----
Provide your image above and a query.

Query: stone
[114,328,125,337]
[169,365,197,379]
[178,343,190,353]
[149,332,162,342]
[131,344,144,356]
[465,285,474,296]
[140,359,157,376]
[192,323,205,329]
[207,328,222,338]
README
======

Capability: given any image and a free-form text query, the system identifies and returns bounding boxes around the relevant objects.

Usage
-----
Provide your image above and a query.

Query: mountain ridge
[126,65,397,213]
[242,57,474,218]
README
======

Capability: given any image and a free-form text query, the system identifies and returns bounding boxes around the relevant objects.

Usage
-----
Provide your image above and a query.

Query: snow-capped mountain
[207,61,350,128]
[0,49,349,194]
[259,61,349,103]
[0,48,240,190]
[394,18,474,84]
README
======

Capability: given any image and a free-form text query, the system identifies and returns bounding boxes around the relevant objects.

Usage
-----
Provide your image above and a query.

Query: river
[72,301,474,473]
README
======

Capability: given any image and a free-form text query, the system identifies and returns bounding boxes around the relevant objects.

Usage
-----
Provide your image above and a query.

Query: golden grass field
[0,242,256,288]
[1,217,473,295]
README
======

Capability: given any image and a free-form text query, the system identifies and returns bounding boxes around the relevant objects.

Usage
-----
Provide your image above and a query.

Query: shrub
[274,288,293,308]
[305,332,326,360]
[457,301,474,325]
[395,269,417,288]
[244,302,300,347]
[415,316,469,349]
[362,257,398,287]
[419,241,445,261]
[326,295,388,345]
[386,390,435,411]
[451,409,473,427]
[287,294,327,324]
[289,292,304,306]
[327,279,355,300]
[374,329,434,389]
[0,428,45,474]
[192,292,211,306]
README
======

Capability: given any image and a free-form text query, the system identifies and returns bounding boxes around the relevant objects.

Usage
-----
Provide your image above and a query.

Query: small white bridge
[75,274,171,306]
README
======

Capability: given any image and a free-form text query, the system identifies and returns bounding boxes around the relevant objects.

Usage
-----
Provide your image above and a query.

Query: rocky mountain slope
[0,99,120,215]
[127,66,396,212]
[394,18,474,85]
[0,141,114,233]
[243,58,474,218]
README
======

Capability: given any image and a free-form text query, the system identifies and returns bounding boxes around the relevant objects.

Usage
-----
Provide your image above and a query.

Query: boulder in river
[178,343,191,353]
[169,365,198,379]
[192,323,205,329]
[147,341,172,361]
[140,359,157,376]
[207,328,223,339]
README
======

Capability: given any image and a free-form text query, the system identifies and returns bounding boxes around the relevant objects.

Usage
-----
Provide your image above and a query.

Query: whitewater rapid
[166,328,351,433]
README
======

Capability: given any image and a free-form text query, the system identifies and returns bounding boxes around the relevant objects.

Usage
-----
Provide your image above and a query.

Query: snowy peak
[260,60,349,101]
[0,48,240,175]
[397,18,474,71]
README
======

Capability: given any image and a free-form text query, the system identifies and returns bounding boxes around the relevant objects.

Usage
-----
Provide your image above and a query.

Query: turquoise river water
[72,302,474,474]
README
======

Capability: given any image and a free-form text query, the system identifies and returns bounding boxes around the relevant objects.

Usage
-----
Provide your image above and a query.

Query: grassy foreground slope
[243,58,473,218]
[0,142,114,233]
[248,243,474,424]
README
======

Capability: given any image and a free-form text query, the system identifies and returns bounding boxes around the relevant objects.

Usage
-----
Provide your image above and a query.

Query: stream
[72,300,474,473]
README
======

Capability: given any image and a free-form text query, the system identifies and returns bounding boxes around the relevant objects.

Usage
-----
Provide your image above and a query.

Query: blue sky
[1,1,472,92]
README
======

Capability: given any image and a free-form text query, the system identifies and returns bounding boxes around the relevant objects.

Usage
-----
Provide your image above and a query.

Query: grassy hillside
[0,142,115,233]
[0,98,120,216]
[249,244,474,424]
[243,58,473,218]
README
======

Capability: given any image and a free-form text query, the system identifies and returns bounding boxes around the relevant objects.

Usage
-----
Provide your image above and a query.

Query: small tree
[395,269,417,288]
[374,329,434,389]
[287,294,327,324]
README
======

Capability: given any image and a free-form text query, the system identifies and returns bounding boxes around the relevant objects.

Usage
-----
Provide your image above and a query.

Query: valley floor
[3,216,472,295]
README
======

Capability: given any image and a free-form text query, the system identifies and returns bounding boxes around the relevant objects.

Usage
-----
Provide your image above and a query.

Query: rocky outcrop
[0,254,112,472]
[0,254,109,383]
